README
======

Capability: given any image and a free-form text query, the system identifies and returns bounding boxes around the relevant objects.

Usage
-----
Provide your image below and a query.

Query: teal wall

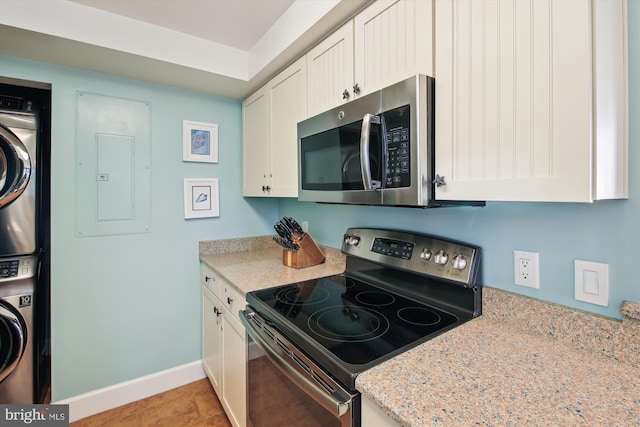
[280,0,640,321]
[0,56,278,400]
[0,0,636,403]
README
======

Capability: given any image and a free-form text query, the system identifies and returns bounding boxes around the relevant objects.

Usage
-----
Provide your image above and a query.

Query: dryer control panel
[0,255,36,281]
[0,95,35,112]
[0,260,19,278]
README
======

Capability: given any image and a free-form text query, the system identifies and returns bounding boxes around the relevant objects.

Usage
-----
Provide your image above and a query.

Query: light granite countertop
[199,236,640,426]
[199,235,346,294]
[357,289,640,426]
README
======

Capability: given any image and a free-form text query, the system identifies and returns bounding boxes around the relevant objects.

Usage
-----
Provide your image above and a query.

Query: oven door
[241,308,360,427]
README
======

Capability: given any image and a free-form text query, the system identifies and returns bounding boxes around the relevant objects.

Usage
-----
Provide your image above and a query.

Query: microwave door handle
[360,113,381,190]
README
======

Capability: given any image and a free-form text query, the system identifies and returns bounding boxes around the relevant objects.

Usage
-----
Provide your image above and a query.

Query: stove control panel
[342,228,480,286]
[371,237,414,259]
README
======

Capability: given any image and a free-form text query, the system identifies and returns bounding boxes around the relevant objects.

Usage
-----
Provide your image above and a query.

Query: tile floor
[69,379,231,427]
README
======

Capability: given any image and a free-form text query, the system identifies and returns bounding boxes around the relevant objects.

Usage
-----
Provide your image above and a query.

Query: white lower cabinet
[201,263,246,427]
[361,396,400,427]
[202,286,222,395]
[221,313,246,427]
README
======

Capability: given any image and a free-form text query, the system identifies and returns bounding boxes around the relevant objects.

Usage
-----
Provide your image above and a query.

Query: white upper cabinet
[354,0,432,96]
[243,57,307,197]
[242,86,270,196]
[307,0,433,117]
[434,0,628,202]
[306,21,355,116]
[269,58,307,197]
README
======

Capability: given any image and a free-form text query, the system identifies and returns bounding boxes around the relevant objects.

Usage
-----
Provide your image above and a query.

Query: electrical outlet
[514,250,540,288]
[302,221,309,233]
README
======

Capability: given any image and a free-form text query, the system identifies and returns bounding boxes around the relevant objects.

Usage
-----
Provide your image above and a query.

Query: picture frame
[183,120,218,163]
[184,178,219,219]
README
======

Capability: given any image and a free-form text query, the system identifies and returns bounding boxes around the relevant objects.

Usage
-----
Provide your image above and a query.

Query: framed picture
[184,178,219,219]
[183,120,218,163]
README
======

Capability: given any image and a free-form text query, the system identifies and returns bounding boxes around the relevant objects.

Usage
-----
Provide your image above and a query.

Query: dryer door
[0,123,31,209]
[0,302,27,383]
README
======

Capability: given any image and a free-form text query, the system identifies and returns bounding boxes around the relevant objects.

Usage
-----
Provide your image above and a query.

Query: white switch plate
[514,250,539,288]
[574,260,609,306]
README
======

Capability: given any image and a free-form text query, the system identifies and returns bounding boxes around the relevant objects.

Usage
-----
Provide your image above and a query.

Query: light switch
[582,270,599,295]
[575,260,609,306]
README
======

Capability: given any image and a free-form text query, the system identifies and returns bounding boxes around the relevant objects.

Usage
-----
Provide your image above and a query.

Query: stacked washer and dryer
[0,91,50,404]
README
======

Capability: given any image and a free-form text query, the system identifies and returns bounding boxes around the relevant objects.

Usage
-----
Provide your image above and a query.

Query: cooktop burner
[250,275,458,365]
[308,306,389,342]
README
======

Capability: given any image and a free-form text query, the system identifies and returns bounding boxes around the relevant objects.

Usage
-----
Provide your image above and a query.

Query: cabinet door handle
[205,276,213,282]
[214,307,221,317]
[353,83,360,95]
[262,185,271,192]
[433,174,447,187]
[227,297,234,305]
[342,89,350,100]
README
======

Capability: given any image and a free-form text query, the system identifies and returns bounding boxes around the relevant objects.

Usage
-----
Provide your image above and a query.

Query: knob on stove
[434,250,448,265]
[452,255,467,270]
[344,235,360,246]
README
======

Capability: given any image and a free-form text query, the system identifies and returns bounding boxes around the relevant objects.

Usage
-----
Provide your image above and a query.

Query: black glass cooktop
[247,274,458,366]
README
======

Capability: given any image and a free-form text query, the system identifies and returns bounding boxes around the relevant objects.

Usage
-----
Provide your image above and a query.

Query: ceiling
[69,0,295,51]
[0,0,370,98]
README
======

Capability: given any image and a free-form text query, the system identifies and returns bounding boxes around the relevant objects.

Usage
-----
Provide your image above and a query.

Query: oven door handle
[360,113,381,190]
[240,311,352,419]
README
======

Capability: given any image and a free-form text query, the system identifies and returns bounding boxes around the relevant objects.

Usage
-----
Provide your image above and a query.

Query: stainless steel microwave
[297,75,484,207]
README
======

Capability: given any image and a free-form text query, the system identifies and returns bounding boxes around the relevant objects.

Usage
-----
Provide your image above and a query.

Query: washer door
[0,123,31,209]
[0,302,27,383]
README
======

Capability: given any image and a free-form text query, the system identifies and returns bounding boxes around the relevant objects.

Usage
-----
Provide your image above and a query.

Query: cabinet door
[362,396,400,427]
[202,286,222,395]
[354,0,433,97]
[307,21,354,117]
[221,312,247,427]
[268,57,307,197]
[201,263,219,295]
[434,0,595,202]
[242,86,271,196]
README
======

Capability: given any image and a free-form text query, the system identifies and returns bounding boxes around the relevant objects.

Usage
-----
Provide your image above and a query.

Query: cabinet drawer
[200,262,221,296]
[221,282,245,321]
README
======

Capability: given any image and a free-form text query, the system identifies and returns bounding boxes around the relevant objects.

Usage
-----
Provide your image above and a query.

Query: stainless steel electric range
[240,228,482,427]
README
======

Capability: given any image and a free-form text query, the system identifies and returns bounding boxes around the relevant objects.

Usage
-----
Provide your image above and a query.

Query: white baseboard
[54,360,206,422]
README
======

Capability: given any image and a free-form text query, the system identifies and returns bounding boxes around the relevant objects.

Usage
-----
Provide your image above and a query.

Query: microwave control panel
[383,105,411,188]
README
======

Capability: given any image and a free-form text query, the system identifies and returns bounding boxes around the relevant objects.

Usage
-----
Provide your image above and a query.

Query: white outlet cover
[514,250,540,289]
[575,260,609,306]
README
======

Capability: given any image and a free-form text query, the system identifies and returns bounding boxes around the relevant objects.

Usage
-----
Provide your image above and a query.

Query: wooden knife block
[282,233,325,269]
